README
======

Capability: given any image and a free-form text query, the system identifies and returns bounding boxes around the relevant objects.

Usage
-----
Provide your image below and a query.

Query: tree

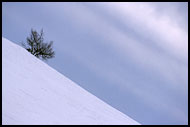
[22,29,55,61]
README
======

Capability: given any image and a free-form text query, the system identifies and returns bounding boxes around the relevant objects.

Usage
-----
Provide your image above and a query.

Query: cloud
[98,2,187,62]
[46,2,187,88]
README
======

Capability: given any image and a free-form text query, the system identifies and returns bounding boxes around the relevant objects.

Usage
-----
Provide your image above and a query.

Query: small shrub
[22,29,55,61]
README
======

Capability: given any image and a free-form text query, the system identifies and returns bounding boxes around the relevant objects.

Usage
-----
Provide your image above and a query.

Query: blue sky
[2,2,188,125]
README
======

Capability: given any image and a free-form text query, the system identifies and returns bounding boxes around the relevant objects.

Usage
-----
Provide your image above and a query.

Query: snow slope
[2,37,140,125]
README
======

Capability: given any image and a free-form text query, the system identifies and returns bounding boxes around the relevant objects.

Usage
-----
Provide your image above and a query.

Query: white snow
[2,37,140,125]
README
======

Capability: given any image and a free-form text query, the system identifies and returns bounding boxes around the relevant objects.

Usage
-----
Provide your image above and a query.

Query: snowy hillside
[2,37,140,125]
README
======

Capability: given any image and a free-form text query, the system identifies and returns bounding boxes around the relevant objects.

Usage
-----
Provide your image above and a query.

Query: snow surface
[2,37,140,125]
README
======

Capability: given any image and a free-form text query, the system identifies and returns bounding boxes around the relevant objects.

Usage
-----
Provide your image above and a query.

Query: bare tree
[22,29,55,61]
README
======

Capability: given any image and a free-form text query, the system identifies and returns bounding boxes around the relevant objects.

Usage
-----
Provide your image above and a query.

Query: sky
[2,2,188,125]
